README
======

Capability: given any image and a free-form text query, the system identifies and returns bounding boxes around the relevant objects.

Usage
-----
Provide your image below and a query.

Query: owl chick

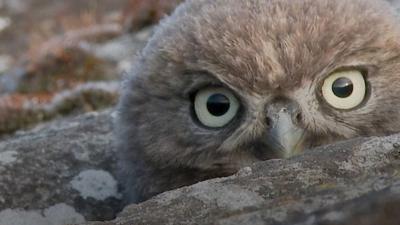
[116,0,400,203]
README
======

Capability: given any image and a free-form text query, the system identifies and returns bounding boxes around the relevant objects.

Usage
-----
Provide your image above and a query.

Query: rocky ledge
[0,110,121,225]
[0,110,400,225]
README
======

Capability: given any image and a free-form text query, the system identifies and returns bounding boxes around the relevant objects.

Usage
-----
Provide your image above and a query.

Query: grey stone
[82,134,400,225]
[0,110,123,223]
[0,203,85,225]
[0,103,400,225]
[71,170,120,201]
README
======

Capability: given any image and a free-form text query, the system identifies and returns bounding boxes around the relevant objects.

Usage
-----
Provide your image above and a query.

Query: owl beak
[265,105,305,158]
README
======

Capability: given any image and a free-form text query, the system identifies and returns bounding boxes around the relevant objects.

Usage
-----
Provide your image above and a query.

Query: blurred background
[0,0,182,137]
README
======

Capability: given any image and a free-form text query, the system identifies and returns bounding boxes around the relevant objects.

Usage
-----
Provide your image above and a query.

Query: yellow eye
[322,70,366,110]
[194,87,239,128]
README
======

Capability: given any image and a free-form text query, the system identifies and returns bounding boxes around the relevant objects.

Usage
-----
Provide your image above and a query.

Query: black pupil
[332,77,354,98]
[207,94,230,116]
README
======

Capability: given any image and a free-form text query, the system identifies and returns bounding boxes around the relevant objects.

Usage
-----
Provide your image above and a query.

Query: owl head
[117,0,400,197]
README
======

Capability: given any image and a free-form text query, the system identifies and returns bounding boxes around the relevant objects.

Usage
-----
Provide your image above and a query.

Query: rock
[0,109,123,224]
[81,134,400,225]
[0,0,28,14]
[0,16,11,33]
[80,27,153,74]
[1,109,400,225]
[388,0,400,13]
[2,107,400,225]
[0,54,12,75]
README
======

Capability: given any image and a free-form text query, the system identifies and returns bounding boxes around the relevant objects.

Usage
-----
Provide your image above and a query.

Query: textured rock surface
[82,133,400,225]
[2,108,400,225]
[0,110,122,224]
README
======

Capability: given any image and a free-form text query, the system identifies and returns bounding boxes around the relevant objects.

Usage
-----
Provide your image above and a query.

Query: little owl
[116,0,400,203]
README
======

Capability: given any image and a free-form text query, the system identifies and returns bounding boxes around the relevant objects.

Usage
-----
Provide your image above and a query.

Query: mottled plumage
[116,0,400,203]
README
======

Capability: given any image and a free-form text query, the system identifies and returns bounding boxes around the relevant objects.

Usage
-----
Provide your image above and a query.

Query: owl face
[118,0,400,175]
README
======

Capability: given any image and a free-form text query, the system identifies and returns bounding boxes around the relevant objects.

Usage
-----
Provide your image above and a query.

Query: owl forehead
[158,0,397,95]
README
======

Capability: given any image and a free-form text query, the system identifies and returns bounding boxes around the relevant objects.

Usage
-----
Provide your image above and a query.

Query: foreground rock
[1,109,400,225]
[0,110,121,225]
[85,134,400,225]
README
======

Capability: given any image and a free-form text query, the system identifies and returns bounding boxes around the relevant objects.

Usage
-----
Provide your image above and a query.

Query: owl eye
[322,70,366,110]
[194,87,239,128]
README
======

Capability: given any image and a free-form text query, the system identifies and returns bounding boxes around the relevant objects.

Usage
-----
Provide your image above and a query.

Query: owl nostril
[265,116,273,127]
[293,112,302,125]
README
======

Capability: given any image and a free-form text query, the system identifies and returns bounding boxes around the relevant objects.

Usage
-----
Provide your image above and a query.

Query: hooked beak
[264,103,306,158]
